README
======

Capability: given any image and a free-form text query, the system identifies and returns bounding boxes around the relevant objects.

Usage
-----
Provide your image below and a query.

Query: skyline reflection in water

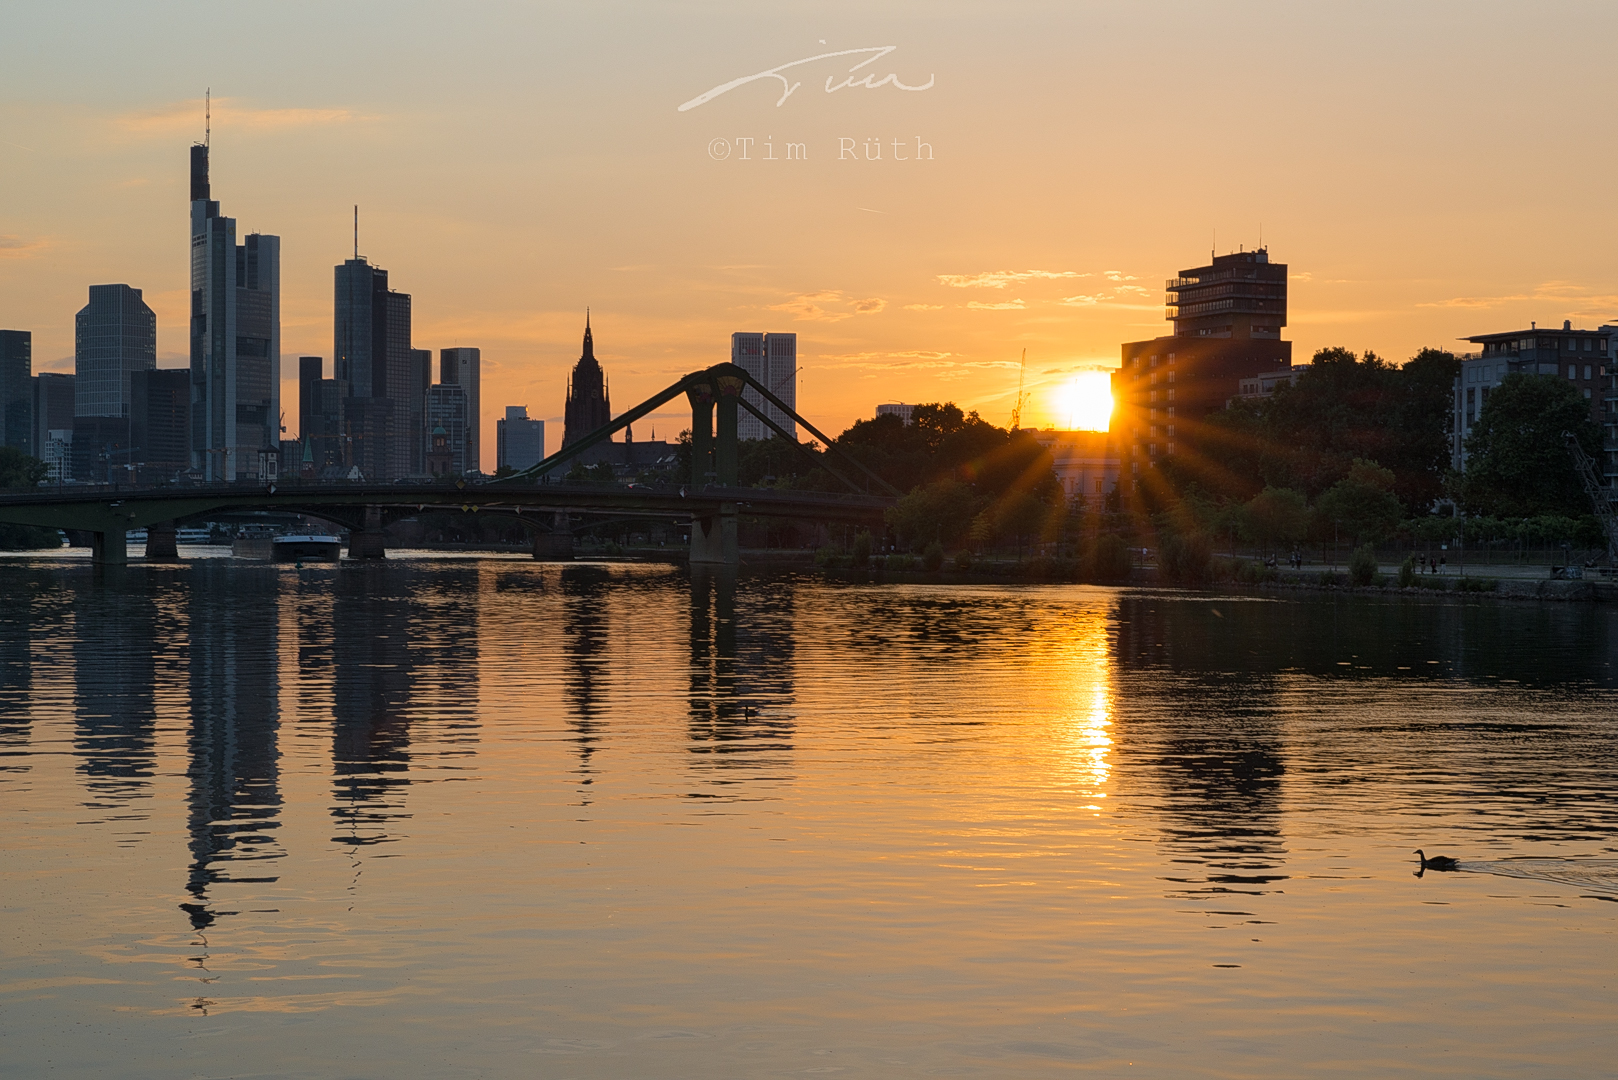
[1,561,1615,1078]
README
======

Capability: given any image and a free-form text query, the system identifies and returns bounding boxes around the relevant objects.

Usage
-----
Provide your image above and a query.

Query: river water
[2,557,1615,1078]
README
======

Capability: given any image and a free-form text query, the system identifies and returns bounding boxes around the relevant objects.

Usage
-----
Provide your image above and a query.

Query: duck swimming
[1414,849,1458,871]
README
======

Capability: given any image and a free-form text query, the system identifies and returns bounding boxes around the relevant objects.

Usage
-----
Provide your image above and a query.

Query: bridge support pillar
[686,383,714,487]
[145,520,179,561]
[715,375,742,487]
[535,512,574,560]
[690,503,738,566]
[349,506,387,559]
[90,529,127,566]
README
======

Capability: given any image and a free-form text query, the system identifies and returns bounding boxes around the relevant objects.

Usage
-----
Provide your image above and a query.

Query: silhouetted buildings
[562,316,609,448]
[496,406,545,471]
[189,142,280,481]
[1453,321,1610,471]
[732,331,797,440]
[1112,248,1291,481]
[424,384,469,477]
[334,256,419,480]
[0,329,30,453]
[75,284,155,419]
[297,355,345,476]
[32,372,73,480]
[130,368,191,482]
[440,348,480,473]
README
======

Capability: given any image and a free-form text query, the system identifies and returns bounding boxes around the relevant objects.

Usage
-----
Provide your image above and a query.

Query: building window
[1149,443,1158,456]
[1150,372,1159,385]
[1167,442,1174,455]
[1585,339,1595,351]
[1585,365,1593,380]
[1585,388,1592,399]
[1150,355,1159,367]
[1168,353,1176,364]
[1095,479,1103,493]
[1167,425,1175,437]
[1569,366,1577,379]
[1167,389,1175,401]
[1167,371,1176,383]
[1150,390,1158,402]
[1150,425,1159,437]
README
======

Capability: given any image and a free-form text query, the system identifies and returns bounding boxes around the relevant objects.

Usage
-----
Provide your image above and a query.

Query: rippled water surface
[2,558,1616,1078]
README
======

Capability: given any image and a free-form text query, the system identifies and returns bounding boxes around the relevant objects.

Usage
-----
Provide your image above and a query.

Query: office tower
[130,368,191,482]
[0,330,30,452]
[71,415,134,484]
[1111,248,1290,481]
[497,406,546,471]
[189,141,280,481]
[32,372,74,478]
[875,403,915,424]
[334,256,415,480]
[424,383,468,477]
[297,356,346,474]
[408,347,431,476]
[732,331,797,440]
[75,284,155,419]
[440,347,480,473]
[562,316,609,448]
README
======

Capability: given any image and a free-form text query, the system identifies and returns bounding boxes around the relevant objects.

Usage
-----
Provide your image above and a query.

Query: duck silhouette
[1414,849,1458,872]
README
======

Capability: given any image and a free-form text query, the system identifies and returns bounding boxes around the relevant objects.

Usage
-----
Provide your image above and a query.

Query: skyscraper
[562,316,610,448]
[440,347,480,473]
[0,330,30,453]
[297,356,345,474]
[424,383,469,476]
[189,141,280,481]
[497,406,546,471]
[732,331,797,440]
[75,285,155,419]
[334,256,415,480]
[130,368,191,482]
[32,372,73,478]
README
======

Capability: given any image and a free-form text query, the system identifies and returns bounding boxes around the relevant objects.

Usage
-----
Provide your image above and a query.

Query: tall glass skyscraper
[189,141,280,481]
[334,257,416,480]
[440,347,480,473]
[0,329,31,452]
[74,285,155,419]
[732,331,797,440]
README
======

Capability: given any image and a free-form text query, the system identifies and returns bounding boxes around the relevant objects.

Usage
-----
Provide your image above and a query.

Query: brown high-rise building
[562,315,610,448]
[1111,248,1292,484]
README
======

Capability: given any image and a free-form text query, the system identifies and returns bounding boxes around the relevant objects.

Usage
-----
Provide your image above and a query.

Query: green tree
[1461,372,1602,517]
[885,479,980,550]
[0,447,47,490]
[1243,486,1309,556]
[1315,458,1402,546]
[0,448,59,550]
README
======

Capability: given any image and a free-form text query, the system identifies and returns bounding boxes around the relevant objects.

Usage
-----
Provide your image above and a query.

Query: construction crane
[1010,348,1028,431]
[1564,430,1618,562]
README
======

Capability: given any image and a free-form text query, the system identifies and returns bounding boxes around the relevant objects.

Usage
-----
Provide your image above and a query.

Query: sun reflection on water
[1050,605,1114,805]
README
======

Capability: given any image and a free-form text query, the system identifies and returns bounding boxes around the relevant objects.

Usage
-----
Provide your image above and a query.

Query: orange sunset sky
[4,2,1617,465]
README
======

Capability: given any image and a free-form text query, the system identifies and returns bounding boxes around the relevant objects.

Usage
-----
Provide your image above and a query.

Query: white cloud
[966,299,1026,310]
[937,270,1086,289]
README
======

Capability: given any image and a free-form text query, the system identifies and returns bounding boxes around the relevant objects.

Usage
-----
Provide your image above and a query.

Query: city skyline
[4,3,1618,464]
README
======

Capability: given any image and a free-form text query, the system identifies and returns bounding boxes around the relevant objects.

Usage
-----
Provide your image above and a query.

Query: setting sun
[1053,371,1114,431]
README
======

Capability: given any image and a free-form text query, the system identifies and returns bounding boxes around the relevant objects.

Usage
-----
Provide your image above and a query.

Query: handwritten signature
[678,45,934,112]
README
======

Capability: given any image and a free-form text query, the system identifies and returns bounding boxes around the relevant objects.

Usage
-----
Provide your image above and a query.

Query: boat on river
[274,534,344,562]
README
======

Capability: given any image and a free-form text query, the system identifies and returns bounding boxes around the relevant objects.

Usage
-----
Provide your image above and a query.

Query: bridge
[0,363,896,567]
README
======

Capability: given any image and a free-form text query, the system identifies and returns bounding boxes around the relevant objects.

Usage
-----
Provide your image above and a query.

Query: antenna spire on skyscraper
[354,205,358,260]
[205,88,210,149]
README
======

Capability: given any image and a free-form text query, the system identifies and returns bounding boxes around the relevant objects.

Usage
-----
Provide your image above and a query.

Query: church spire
[582,309,593,359]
